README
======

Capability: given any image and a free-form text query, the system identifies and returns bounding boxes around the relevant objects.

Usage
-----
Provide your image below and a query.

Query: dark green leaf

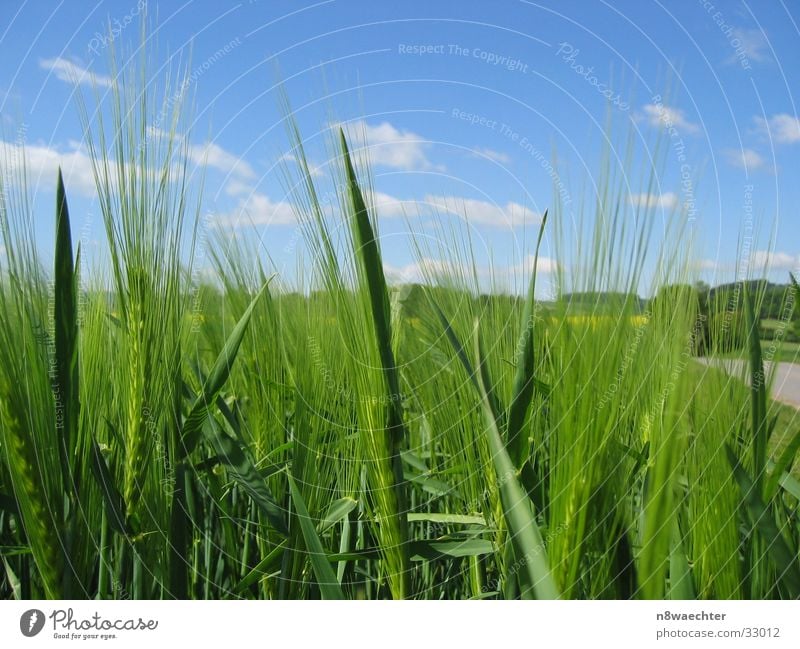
[745,289,767,492]
[204,419,287,534]
[54,168,79,489]
[727,445,800,598]
[0,493,19,516]
[89,436,130,536]
[235,541,287,593]
[765,430,800,501]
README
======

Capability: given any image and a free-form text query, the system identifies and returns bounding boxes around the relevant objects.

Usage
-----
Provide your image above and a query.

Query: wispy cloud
[0,138,99,195]
[224,178,254,197]
[723,147,766,171]
[370,191,412,218]
[384,258,459,284]
[751,250,800,271]
[384,255,557,286]
[216,189,410,228]
[510,254,558,275]
[754,113,800,144]
[727,28,771,65]
[214,191,297,227]
[189,142,255,180]
[215,189,540,230]
[337,119,442,171]
[695,253,799,274]
[424,194,540,228]
[40,57,112,88]
[628,192,679,210]
[694,259,721,272]
[1,129,260,202]
[641,104,700,135]
[472,147,511,164]
[0,137,261,200]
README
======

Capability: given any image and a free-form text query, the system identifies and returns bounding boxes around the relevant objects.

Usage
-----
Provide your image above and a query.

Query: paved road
[697,358,800,409]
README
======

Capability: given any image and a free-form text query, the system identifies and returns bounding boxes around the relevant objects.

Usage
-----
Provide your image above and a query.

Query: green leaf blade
[181,279,271,456]
[287,473,344,600]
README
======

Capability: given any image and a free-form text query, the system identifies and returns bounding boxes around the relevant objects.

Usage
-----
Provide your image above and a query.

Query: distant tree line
[655,279,800,355]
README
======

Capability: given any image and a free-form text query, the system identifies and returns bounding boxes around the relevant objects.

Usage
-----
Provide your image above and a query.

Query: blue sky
[1,0,799,293]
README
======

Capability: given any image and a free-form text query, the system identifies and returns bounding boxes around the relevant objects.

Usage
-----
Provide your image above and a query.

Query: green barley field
[1,59,800,601]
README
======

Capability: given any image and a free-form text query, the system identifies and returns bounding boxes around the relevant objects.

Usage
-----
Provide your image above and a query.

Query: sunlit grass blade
[339,129,402,412]
[407,513,487,526]
[770,467,800,501]
[668,520,696,599]
[339,128,410,598]
[318,497,358,534]
[287,473,344,600]
[506,210,548,465]
[472,321,559,599]
[430,301,479,390]
[2,558,22,600]
[430,301,559,598]
[410,539,495,561]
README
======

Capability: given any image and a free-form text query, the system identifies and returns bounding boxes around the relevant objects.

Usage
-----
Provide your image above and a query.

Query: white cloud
[641,104,700,135]
[384,258,458,284]
[145,126,175,140]
[384,255,556,285]
[224,178,253,197]
[214,191,297,227]
[628,192,679,210]
[754,113,800,144]
[728,28,770,64]
[472,147,511,164]
[511,254,558,275]
[189,142,255,180]
[751,250,800,271]
[723,147,765,171]
[304,189,410,220]
[694,259,720,271]
[310,189,537,226]
[336,119,440,171]
[371,191,411,218]
[214,188,540,230]
[0,138,99,195]
[1,137,256,200]
[40,57,112,88]
[423,194,540,228]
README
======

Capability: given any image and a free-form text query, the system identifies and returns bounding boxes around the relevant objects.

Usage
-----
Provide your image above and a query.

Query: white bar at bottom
[0,600,796,647]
